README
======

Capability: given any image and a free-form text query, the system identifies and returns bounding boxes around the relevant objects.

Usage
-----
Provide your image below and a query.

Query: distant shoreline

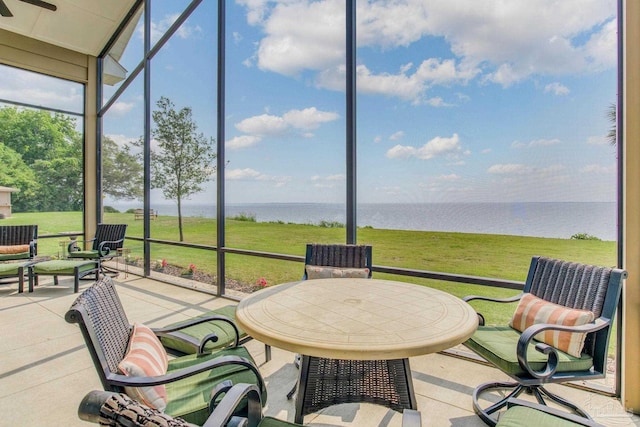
[108,201,617,241]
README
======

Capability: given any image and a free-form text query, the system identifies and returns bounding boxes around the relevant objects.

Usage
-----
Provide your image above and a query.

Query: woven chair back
[524,256,625,369]
[92,224,128,252]
[65,276,131,390]
[0,224,38,256]
[305,244,372,273]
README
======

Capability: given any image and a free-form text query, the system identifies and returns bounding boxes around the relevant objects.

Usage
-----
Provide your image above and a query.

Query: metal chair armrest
[463,293,523,303]
[152,314,241,348]
[204,383,263,427]
[463,293,523,325]
[106,354,264,393]
[517,318,608,379]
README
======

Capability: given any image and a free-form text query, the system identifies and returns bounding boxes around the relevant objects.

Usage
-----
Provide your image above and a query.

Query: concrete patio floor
[1,274,638,426]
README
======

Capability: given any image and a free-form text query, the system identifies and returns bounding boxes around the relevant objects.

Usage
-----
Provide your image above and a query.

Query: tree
[0,106,82,211]
[102,135,143,200]
[143,97,216,241]
[0,142,40,211]
[0,107,78,164]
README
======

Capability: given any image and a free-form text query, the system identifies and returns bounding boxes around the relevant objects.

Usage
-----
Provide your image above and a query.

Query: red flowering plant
[182,263,196,276]
[255,277,268,290]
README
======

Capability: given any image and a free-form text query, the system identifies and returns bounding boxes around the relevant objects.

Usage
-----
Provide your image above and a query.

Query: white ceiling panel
[0,0,138,55]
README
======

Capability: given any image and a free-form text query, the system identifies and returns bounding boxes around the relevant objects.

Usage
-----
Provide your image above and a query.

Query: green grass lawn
[4,210,617,327]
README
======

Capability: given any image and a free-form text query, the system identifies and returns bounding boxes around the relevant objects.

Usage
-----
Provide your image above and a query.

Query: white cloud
[105,134,137,147]
[389,131,405,141]
[311,173,345,188]
[282,107,339,129]
[239,0,616,95]
[512,138,561,148]
[587,135,609,145]
[226,135,262,149]
[0,65,83,113]
[316,60,477,105]
[544,82,570,95]
[110,101,135,115]
[437,174,460,181]
[386,133,463,160]
[226,168,261,180]
[581,164,615,174]
[234,107,339,140]
[487,164,533,175]
[235,114,288,137]
[139,14,202,44]
[226,168,291,187]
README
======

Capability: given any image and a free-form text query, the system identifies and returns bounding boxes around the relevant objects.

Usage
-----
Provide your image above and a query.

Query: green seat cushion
[164,346,265,425]
[0,252,29,261]
[160,305,248,354]
[465,326,593,376]
[497,405,589,427]
[33,260,97,275]
[68,250,99,259]
[0,262,30,275]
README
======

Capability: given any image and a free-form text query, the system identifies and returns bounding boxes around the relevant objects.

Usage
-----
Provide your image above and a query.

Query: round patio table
[235,278,478,423]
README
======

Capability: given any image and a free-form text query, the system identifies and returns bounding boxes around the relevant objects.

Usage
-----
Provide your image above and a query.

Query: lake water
[110,202,617,241]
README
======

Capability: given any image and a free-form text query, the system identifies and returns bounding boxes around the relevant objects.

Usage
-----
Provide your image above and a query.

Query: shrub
[571,233,601,241]
[318,220,344,228]
[229,212,256,222]
[125,208,137,214]
[104,205,120,213]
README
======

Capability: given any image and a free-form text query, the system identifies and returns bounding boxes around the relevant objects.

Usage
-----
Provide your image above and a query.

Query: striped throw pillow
[509,293,595,357]
[118,323,169,411]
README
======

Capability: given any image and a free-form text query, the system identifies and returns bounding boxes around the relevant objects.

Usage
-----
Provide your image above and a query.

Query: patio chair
[285,243,373,399]
[303,243,373,280]
[159,244,373,366]
[496,399,605,427]
[0,224,38,292]
[78,385,422,427]
[65,275,266,426]
[463,256,626,426]
[67,223,127,276]
[0,224,37,261]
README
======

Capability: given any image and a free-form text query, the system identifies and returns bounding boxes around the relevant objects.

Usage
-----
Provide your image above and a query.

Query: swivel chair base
[472,380,592,426]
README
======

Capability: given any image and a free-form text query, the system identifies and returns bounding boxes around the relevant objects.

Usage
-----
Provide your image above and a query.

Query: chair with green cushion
[66,276,267,426]
[0,224,37,262]
[78,384,422,427]
[67,223,127,276]
[497,399,605,427]
[463,256,627,426]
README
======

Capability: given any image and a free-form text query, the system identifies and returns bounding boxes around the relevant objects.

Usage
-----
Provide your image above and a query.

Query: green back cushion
[465,326,593,376]
[160,305,247,355]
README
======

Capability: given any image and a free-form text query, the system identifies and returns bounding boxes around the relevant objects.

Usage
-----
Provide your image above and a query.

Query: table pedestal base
[294,355,417,424]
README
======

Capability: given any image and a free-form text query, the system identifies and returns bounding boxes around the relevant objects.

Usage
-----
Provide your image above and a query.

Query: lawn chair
[67,223,127,276]
[78,385,422,427]
[65,276,266,425]
[463,256,626,426]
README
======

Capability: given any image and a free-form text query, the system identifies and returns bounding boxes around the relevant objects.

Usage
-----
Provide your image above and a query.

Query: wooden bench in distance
[133,208,158,220]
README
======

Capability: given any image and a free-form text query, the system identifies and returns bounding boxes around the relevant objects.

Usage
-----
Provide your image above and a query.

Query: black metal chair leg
[538,385,593,420]
[472,381,525,426]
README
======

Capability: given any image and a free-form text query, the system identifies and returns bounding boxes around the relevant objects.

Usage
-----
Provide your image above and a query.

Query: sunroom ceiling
[0,0,137,56]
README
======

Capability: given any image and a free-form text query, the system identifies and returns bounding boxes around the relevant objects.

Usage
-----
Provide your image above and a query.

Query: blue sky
[2,0,619,206]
